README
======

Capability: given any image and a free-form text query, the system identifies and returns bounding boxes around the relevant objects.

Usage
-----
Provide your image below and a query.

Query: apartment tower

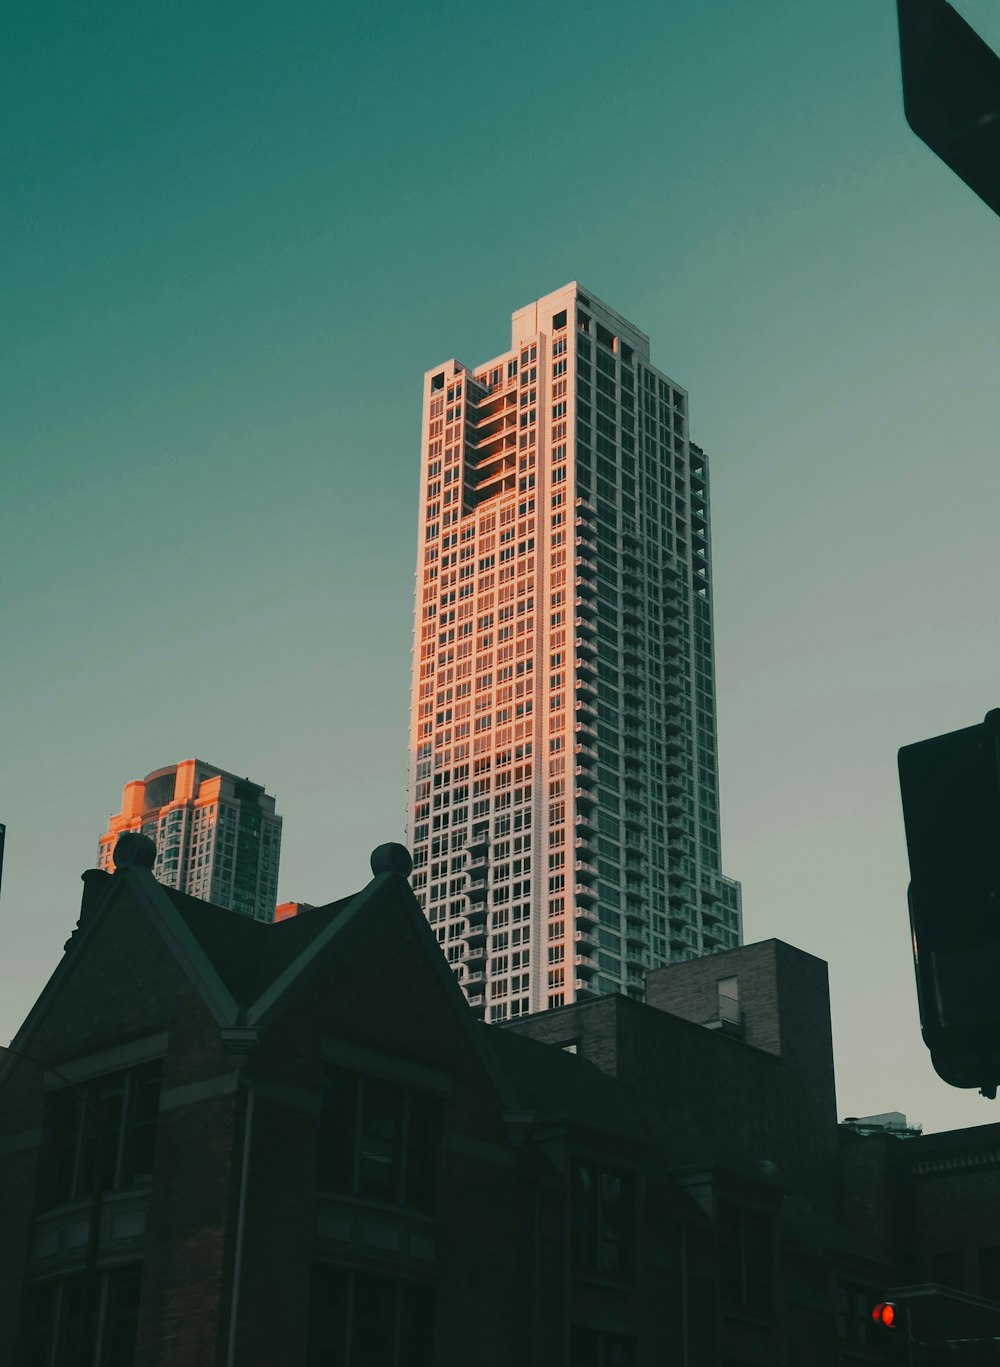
[407,284,741,1022]
[97,759,282,920]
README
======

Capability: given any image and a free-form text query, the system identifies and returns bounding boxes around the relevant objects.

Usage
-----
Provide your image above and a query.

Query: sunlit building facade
[407,284,741,1022]
[97,759,282,920]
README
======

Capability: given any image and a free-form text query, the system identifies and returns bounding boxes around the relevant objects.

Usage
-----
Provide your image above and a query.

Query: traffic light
[898,711,1000,1095]
[870,1301,910,1364]
[873,1302,898,1329]
[897,0,1000,219]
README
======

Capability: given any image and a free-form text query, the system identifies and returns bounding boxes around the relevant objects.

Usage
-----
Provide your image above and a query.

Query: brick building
[3,834,1000,1365]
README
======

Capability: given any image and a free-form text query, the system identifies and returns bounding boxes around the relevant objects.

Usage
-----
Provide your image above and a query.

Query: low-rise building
[3,836,1000,1365]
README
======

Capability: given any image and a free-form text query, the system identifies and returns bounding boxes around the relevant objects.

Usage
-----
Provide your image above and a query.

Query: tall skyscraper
[97,759,283,920]
[407,284,741,1023]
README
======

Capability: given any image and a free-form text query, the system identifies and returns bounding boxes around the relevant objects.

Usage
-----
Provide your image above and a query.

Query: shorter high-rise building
[97,759,282,920]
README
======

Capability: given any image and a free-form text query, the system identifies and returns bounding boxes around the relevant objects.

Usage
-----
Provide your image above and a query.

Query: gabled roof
[164,888,353,1009]
[3,852,521,1113]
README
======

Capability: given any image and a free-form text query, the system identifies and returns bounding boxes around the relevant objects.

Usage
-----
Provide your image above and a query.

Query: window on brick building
[571,1161,633,1277]
[980,1246,1000,1301]
[48,1060,163,1205]
[835,1281,881,1345]
[27,1264,142,1367]
[570,1326,634,1366]
[718,1204,774,1316]
[307,1266,433,1367]
[318,1069,439,1212]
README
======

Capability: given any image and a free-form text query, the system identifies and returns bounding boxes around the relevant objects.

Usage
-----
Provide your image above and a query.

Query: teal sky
[3,0,999,1133]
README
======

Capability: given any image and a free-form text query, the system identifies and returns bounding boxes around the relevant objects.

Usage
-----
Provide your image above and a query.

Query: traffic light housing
[898,711,1000,1094]
[870,1301,909,1364]
[897,0,1000,220]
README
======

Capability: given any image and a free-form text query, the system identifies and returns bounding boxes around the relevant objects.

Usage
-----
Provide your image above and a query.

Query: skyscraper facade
[97,759,282,920]
[407,284,741,1023]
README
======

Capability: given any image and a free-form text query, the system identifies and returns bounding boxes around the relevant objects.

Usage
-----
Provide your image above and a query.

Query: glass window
[571,1161,633,1276]
[570,1326,635,1366]
[718,1204,774,1316]
[49,1061,163,1206]
[318,1069,440,1212]
[307,1267,433,1367]
[27,1266,141,1367]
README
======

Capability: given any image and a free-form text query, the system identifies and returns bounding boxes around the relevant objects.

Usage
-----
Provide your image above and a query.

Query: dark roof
[164,889,355,1006]
[487,1024,650,1142]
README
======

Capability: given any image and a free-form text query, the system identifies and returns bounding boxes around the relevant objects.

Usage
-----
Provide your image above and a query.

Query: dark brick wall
[0,1060,47,1365]
[136,1088,243,1367]
[905,1124,1000,1296]
[511,941,840,1205]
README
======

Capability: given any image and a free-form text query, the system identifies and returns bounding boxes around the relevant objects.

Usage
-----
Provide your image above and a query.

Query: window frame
[307,1265,433,1367]
[571,1159,634,1278]
[48,1060,163,1207]
[318,1067,440,1213]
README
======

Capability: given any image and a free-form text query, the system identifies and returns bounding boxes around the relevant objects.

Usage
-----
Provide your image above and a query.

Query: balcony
[465,923,488,950]
[574,859,599,880]
[466,879,489,903]
[574,882,598,903]
[574,953,598,976]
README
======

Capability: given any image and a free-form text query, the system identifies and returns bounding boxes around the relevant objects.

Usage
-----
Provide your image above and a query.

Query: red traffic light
[872,1301,897,1328]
